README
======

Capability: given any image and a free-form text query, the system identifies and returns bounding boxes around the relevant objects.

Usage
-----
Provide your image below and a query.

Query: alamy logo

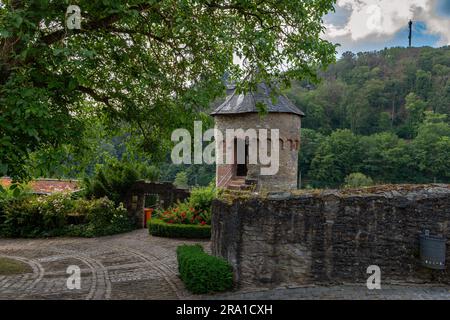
[66,265,81,290]
[366,265,381,290]
[171,121,280,175]
[66,5,81,30]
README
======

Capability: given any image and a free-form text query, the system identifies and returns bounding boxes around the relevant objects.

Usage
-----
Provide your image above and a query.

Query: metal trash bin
[419,230,446,270]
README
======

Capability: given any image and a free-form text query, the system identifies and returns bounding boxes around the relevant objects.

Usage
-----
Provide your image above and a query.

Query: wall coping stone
[220,184,450,203]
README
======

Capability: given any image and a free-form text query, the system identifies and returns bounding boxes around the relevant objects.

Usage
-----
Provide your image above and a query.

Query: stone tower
[211,83,304,191]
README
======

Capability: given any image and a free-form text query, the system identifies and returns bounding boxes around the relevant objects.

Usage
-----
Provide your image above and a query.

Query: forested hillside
[29,47,450,189]
[287,46,450,187]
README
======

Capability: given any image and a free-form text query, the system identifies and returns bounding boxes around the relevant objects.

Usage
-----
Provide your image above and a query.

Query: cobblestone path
[1,230,449,300]
[0,229,208,299]
[211,284,450,300]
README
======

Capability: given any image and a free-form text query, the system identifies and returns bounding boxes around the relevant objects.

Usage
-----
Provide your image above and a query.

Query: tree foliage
[293,47,450,188]
[83,158,159,204]
[303,114,450,188]
[0,0,337,181]
[287,47,450,136]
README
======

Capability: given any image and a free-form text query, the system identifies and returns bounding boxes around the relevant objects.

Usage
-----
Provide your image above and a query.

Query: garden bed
[148,218,211,239]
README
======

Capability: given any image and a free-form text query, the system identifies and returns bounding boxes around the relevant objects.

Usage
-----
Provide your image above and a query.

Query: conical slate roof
[211,83,304,117]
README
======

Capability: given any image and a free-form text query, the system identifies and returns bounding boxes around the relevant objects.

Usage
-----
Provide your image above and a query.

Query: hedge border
[148,218,211,239]
[177,244,233,294]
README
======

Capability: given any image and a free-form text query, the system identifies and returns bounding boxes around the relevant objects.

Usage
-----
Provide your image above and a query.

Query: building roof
[0,177,81,195]
[211,82,305,117]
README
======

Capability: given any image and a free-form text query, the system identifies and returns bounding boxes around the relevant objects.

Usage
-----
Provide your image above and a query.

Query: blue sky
[323,0,450,55]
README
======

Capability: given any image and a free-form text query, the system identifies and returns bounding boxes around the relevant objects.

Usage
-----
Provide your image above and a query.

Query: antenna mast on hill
[408,20,413,47]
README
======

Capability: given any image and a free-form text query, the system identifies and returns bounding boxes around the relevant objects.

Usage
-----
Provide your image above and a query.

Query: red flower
[168,220,173,224]
[200,221,206,226]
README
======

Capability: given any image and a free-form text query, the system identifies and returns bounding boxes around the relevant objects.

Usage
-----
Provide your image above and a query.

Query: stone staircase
[227,178,254,191]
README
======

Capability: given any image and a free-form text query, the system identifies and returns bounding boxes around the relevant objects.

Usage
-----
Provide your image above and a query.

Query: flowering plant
[158,201,210,226]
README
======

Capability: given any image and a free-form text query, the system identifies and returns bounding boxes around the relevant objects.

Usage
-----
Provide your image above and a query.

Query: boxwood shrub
[148,218,210,239]
[176,244,233,294]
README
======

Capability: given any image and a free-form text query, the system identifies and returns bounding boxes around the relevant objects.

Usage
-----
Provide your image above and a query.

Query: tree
[415,69,432,100]
[174,171,188,189]
[404,92,427,138]
[298,129,324,186]
[83,158,159,204]
[359,132,409,183]
[411,112,450,182]
[0,0,337,181]
[344,87,372,134]
[309,129,363,187]
[364,79,388,111]
[286,47,450,186]
[288,91,328,132]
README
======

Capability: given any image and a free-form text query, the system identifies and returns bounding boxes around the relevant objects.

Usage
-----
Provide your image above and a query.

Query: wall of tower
[214,113,301,191]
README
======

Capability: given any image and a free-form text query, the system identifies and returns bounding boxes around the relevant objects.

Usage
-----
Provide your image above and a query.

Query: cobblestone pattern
[1,230,449,300]
[211,284,450,300]
[0,230,209,300]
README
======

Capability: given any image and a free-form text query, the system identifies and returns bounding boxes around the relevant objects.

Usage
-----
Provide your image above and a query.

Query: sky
[323,0,450,55]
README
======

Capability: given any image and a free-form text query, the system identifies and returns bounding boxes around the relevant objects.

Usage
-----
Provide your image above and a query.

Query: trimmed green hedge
[177,245,233,294]
[148,218,211,239]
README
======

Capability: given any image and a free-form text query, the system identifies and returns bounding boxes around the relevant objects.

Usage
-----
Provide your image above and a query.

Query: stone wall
[214,113,301,191]
[211,185,450,288]
[125,181,190,228]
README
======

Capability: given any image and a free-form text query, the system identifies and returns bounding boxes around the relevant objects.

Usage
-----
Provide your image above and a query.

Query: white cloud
[324,0,450,45]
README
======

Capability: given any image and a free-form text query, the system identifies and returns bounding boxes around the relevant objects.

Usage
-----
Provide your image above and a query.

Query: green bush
[188,183,216,214]
[70,197,133,237]
[176,245,233,294]
[344,172,374,188]
[1,196,42,237]
[0,193,133,238]
[0,184,33,227]
[149,218,211,239]
[152,184,216,227]
[1,193,72,237]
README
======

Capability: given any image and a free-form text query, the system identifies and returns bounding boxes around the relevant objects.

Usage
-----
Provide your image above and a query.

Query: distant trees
[301,113,450,188]
[309,129,363,187]
[411,113,450,182]
[291,46,450,188]
[287,46,450,137]
[403,93,427,138]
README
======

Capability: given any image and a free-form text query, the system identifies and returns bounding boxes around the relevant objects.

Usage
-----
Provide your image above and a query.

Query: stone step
[227,179,253,191]
[228,185,253,191]
[227,184,243,191]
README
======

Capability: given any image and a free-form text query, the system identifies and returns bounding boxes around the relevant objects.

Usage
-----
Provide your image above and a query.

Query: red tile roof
[0,177,81,195]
